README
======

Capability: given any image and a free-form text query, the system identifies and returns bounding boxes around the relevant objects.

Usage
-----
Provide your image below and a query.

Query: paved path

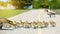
[0,9,60,34]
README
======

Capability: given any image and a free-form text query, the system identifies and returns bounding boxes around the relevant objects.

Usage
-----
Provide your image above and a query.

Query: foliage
[33,0,60,9]
[11,0,32,9]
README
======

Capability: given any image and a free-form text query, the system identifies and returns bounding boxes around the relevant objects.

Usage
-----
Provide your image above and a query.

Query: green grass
[0,9,28,18]
[53,9,60,14]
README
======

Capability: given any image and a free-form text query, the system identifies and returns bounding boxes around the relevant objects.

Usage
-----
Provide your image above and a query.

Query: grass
[53,9,60,14]
[0,9,29,18]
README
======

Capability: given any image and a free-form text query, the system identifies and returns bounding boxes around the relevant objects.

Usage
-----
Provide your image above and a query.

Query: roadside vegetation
[0,9,28,18]
[53,9,60,14]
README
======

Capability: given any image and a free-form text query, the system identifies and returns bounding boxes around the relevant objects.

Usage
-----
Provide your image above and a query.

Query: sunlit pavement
[0,28,38,34]
[0,9,60,34]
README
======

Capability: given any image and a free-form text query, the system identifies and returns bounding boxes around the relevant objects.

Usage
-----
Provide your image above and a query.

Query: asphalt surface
[0,9,60,34]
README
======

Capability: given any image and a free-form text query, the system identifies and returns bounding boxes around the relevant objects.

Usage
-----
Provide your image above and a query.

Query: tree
[11,0,32,9]
[49,0,57,9]
[33,0,49,9]
[33,0,60,9]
